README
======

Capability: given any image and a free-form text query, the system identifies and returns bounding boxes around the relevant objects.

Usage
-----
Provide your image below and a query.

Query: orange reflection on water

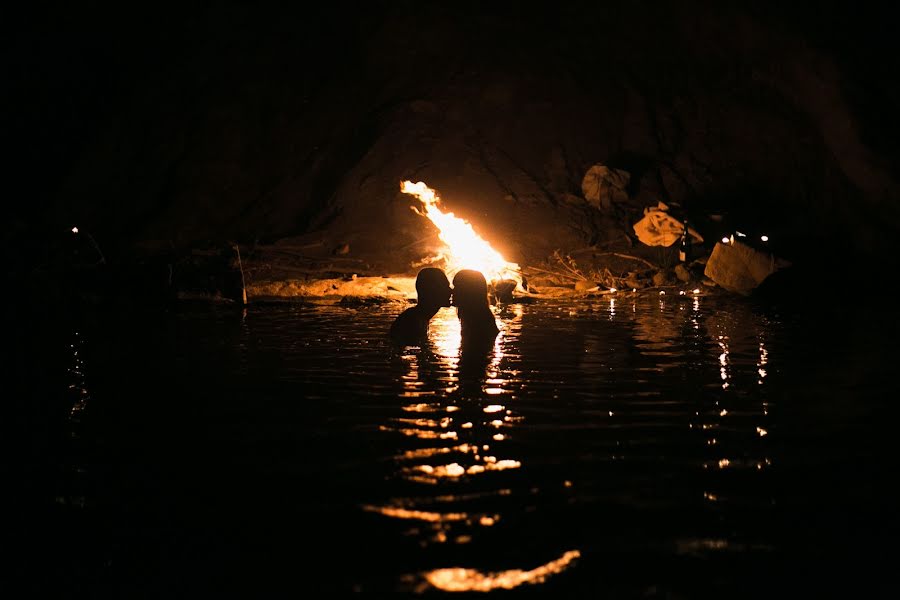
[380,425,458,440]
[398,447,452,460]
[393,417,445,428]
[385,303,529,551]
[405,458,523,483]
[489,459,521,470]
[361,501,502,546]
[758,342,768,384]
[362,505,469,523]
[703,457,771,470]
[420,550,581,592]
[416,463,465,478]
[393,309,524,483]
[397,442,482,461]
[402,403,442,413]
[718,336,731,389]
[428,308,462,360]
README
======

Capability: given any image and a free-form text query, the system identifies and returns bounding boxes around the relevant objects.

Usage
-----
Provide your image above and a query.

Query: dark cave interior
[6,4,900,596]
[6,0,900,284]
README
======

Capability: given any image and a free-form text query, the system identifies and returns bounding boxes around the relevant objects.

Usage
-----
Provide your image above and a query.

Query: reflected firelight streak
[362,505,470,522]
[68,331,89,419]
[758,342,768,384]
[361,505,500,529]
[388,295,782,586]
[419,550,581,592]
[718,336,730,390]
[57,329,91,509]
[683,303,775,487]
[378,306,538,539]
[387,303,591,582]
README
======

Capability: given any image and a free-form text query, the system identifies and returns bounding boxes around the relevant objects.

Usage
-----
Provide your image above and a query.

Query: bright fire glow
[400,180,522,286]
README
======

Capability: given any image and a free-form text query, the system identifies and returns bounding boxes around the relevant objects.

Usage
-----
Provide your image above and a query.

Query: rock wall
[9,1,898,273]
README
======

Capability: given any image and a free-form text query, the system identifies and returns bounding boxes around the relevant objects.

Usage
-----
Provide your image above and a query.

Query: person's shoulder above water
[389,267,452,345]
[389,306,429,344]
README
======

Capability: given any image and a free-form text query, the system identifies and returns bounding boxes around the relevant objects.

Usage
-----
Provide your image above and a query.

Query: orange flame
[400,180,521,286]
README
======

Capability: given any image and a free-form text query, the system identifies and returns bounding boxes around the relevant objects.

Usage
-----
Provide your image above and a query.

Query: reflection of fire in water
[625,297,775,487]
[418,549,581,592]
[373,304,581,591]
[699,310,774,475]
[390,312,520,486]
[61,329,90,509]
[374,308,527,548]
[400,180,522,288]
[428,308,463,366]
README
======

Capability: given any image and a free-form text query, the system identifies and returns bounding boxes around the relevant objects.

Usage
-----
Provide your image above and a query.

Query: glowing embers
[400,180,522,287]
[417,550,581,592]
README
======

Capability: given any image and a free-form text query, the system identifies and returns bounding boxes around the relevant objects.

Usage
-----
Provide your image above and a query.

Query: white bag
[632,202,703,247]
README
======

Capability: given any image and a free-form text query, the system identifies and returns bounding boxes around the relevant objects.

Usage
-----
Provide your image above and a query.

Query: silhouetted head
[451,269,490,309]
[452,269,499,344]
[415,267,452,308]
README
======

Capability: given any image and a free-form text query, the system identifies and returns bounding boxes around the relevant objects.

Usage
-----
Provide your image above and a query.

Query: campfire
[400,180,523,291]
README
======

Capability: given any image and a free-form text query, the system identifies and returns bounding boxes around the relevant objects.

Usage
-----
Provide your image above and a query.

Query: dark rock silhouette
[8,1,900,279]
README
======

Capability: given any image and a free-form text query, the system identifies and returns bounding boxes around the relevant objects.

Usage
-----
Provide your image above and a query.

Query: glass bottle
[679,217,691,263]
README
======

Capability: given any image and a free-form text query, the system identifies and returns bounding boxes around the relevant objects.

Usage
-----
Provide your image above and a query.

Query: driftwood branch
[398,235,438,250]
[594,252,658,269]
[261,248,368,263]
[246,264,365,278]
[523,265,582,281]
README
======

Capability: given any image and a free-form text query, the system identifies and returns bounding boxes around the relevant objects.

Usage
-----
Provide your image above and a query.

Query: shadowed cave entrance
[9,1,899,307]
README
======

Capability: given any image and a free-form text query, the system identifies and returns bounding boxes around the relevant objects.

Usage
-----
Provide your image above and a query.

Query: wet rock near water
[704,240,791,296]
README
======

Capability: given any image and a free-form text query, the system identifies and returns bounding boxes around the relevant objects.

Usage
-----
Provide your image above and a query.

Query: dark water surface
[10,292,898,597]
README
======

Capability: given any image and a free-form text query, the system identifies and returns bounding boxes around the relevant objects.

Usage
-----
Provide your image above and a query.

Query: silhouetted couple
[390,267,499,347]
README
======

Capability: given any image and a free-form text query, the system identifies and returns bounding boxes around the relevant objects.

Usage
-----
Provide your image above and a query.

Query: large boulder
[581,165,631,211]
[704,240,790,295]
